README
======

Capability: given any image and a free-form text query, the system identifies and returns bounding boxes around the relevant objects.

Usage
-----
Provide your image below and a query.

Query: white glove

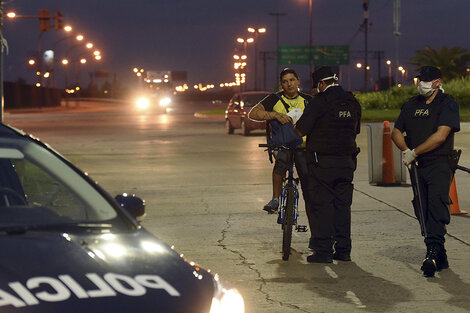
[402,149,417,166]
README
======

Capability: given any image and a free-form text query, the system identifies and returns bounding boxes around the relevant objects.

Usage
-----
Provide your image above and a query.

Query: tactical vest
[307,92,359,156]
[404,94,454,159]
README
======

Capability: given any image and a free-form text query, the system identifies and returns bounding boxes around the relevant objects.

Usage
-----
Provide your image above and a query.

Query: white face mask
[315,74,339,94]
[417,80,437,97]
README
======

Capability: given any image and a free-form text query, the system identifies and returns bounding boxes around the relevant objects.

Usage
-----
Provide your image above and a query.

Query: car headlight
[136,97,150,109]
[209,274,244,313]
[159,97,171,107]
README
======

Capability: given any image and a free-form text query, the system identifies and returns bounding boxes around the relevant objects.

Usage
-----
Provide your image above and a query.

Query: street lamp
[51,32,89,88]
[247,27,266,90]
[236,37,254,90]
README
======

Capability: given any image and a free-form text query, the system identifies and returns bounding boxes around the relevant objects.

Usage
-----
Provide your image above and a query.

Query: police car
[0,124,244,313]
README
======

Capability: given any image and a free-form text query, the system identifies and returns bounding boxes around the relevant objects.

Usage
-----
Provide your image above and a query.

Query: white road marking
[325,267,366,309]
[346,290,367,309]
[325,266,338,279]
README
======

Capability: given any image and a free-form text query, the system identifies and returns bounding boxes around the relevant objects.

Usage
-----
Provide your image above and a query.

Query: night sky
[3,0,469,92]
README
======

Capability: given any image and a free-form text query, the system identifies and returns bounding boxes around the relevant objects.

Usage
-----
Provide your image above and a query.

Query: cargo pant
[304,155,355,256]
[414,160,452,246]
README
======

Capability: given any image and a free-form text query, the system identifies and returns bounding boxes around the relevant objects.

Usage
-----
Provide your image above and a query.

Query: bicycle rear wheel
[282,186,295,261]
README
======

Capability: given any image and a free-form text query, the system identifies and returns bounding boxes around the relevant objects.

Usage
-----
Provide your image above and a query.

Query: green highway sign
[278,45,349,65]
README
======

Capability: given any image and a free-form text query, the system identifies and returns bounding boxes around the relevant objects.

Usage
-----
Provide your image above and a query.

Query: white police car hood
[0,228,214,313]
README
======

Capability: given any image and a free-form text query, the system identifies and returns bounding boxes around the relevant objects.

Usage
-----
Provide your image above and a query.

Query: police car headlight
[159,97,171,107]
[208,274,244,313]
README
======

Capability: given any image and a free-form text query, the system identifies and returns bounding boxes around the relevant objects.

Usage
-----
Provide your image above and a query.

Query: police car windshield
[0,141,118,225]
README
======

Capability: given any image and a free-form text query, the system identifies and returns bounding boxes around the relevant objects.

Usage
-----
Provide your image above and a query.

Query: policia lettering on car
[0,273,179,308]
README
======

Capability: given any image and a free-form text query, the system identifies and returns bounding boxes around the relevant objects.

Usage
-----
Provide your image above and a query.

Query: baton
[457,165,470,174]
[409,162,428,237]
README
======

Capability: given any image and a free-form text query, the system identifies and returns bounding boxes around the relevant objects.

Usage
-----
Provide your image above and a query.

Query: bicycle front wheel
[282,186,295,261]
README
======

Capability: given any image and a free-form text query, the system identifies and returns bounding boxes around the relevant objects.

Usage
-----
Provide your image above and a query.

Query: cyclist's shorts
[273,149,309,181]
[273,150,290,176]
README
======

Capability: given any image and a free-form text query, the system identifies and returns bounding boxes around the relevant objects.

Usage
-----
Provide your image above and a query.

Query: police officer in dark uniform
[295,66,361,263]
[391,66,460,277]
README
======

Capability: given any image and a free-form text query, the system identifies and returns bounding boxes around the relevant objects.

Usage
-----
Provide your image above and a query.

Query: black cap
[312,66,336,87]
[416,66,442,82]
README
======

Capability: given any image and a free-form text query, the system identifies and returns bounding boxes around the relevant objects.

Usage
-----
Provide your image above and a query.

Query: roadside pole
[0,0,4,122]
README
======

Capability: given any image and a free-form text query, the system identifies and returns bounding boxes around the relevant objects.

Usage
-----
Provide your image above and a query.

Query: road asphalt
[198,110,470,313]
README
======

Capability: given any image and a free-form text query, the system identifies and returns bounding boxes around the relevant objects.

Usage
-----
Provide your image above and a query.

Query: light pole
[363,0,370,91]
[61,58,70,106]
[236,37,253,90]
[51,31,80,87]
[247,27,266,90]
[308,0,313,79]
[268,12,287,77]
[0,1,5,121]
[393,0,401,87]
[64,40,99,88]
[386,60,392,88]
[398,66,404,85]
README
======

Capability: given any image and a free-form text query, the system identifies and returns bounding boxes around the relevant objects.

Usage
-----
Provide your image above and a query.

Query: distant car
[0,124,244,313]
[225,91,270,136]
[135,91,172,114]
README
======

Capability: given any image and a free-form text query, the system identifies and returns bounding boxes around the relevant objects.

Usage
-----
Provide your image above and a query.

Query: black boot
[307,252,332,263]
[421,245,440,277]
[436,246,449,271]
[333,251,351,261]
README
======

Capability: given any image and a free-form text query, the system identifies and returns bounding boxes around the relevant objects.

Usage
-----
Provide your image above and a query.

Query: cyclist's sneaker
[307,252,333,263]
[263,198,279,214]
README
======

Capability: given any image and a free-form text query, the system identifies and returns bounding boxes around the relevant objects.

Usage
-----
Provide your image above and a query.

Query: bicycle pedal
[296,225,308,232]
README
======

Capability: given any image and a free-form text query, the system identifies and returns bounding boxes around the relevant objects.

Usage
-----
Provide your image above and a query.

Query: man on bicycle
[248,68,312,219]
[295,66,361,263]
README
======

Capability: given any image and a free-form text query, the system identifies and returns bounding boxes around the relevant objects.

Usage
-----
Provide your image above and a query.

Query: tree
[409,46,470,80]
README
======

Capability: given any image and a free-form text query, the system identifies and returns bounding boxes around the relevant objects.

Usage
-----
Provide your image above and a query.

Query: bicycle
[259,143,308,261]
